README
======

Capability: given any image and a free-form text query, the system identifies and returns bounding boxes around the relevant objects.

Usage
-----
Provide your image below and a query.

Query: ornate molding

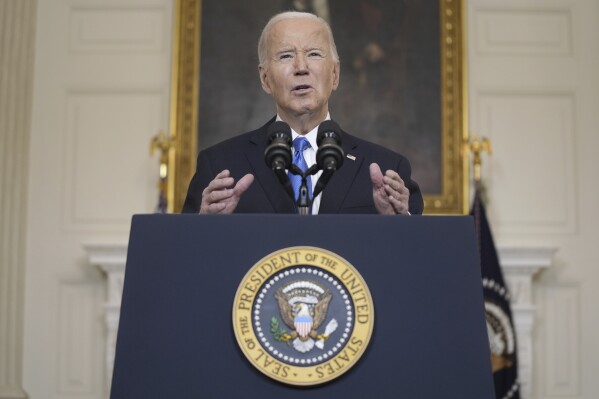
[83,243,127,392]
[498,246,556,399]
[168,0,199,212]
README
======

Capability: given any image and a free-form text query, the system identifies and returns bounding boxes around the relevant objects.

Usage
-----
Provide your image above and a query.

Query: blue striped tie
[290,137,312,202]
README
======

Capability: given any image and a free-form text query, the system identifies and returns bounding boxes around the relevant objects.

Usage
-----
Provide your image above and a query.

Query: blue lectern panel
[111,214,494,398]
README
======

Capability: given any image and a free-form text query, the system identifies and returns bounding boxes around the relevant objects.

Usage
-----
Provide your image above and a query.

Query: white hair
[257,11,340,67]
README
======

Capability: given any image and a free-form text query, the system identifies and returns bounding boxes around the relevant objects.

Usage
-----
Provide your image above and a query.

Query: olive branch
[271,316,289,342]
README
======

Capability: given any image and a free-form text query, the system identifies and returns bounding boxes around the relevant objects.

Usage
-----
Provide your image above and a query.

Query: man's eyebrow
[274,46,295,54]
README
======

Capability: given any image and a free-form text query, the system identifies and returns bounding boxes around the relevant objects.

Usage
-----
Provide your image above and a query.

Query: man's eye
[279,54,293,60]
[309,52,323,57]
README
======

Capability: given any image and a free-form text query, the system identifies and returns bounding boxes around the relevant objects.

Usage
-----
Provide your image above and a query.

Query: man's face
[259,18,340,124]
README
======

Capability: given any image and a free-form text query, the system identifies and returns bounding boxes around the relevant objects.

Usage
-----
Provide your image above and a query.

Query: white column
[0,1,36,398]
[83,244,127,394]
[498,247,556,399]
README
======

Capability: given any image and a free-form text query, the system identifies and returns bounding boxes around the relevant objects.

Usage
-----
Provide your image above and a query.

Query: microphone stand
[289,164,319,216]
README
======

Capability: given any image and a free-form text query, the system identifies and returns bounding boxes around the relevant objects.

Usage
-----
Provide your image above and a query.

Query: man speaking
[182,11,423,215]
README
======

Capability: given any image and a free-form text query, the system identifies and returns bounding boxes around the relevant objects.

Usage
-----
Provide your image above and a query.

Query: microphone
[264,121,295,200]
[264,121,292,171]
[316,120,344,171]
[314,120,344,198]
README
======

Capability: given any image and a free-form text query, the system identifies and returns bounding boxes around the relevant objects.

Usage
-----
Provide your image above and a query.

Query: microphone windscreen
[316,120,344,170]
[264,121,292,170]
[317,120,341,146]
[267,121,292,140]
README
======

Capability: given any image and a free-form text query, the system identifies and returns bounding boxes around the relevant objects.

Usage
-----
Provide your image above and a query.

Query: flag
[471,189,520,399]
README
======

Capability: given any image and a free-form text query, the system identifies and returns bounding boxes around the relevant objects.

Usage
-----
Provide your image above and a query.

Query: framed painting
[167,0,468,214]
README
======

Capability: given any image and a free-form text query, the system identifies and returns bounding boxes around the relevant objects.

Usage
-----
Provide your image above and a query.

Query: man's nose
[294,53,309,74]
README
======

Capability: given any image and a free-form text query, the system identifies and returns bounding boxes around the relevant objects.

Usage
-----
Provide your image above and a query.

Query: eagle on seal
[274,285,335,353]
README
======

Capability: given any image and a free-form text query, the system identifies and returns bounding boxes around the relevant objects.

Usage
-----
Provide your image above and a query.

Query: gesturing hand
[199,170,254,214]
[369,163,410,215]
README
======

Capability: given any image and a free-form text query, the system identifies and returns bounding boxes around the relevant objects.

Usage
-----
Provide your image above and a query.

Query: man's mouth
[293,85,312,92]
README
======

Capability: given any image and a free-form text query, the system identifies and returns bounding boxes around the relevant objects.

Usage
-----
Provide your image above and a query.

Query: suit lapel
[245,121,296,213]
[319,131,364,213]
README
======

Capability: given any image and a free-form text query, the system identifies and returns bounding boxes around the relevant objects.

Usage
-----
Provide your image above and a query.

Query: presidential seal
[232,247,374,386]
[485,300,516,373]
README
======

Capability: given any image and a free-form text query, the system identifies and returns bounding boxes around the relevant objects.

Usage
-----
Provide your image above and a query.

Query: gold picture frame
[167,0,468,214]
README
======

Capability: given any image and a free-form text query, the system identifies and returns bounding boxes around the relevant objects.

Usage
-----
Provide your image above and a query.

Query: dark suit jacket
[182,119,424,214]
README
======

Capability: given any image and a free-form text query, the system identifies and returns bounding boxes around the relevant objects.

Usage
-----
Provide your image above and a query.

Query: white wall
[22,0,172,398]
[468,0,599,397]
[8,0,599,398]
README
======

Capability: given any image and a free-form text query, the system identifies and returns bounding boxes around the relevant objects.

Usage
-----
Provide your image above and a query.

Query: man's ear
[259,65,272,95]
[331,61,340,91]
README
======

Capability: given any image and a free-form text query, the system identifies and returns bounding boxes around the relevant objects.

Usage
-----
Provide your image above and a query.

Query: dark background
[197,0,441,194]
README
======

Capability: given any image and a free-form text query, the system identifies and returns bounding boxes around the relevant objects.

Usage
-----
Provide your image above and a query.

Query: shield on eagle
[294,304,313,338]
[274,280,334,352]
